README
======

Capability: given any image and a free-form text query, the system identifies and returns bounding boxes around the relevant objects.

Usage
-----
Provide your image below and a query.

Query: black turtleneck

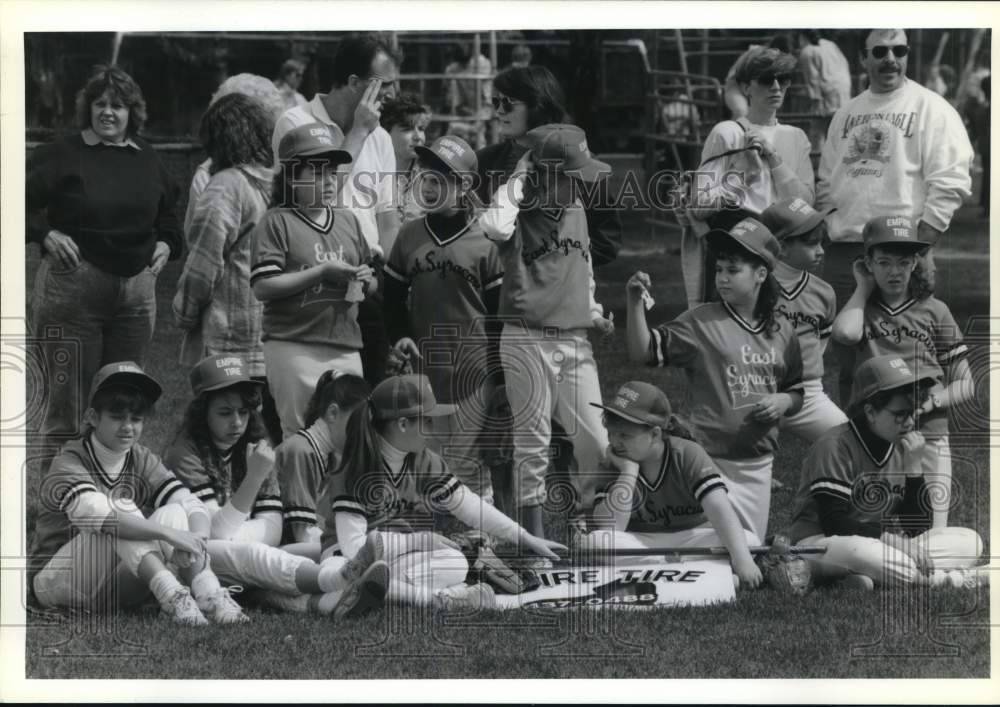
[815,415,931,538]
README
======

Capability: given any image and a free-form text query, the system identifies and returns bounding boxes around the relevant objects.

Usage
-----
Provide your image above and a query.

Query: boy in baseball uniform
[761,198,848,444]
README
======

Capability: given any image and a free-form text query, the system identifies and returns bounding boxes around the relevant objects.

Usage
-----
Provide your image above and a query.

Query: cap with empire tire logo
[849,355,936,408]
[862,214,930,253]
[706,217,781,269]
[414,135,478,177]
[760,197,836,241]
[189,354,265,398]
[277,122,352,164]
[369,374,457,420]
[89,361,162,405]
[590,381,672,427]
[524,123,611,182]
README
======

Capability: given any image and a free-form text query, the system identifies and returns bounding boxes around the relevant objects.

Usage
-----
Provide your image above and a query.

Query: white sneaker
[198,586,250,624]
[434,583,497,611]
[161,587,208,626]
[944,567,991,590]
[339,531,385,585]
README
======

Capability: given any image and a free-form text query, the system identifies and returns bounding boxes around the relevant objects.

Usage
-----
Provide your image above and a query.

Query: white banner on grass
[493,560,736,610]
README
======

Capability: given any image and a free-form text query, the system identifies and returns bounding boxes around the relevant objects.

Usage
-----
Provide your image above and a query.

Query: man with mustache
[815,29,973,407]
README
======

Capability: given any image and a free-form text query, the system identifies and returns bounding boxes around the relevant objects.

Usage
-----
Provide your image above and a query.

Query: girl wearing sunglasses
[678,46,815,307]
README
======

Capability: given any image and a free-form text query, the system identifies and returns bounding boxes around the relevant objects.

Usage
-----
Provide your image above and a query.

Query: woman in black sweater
[26,65,181,468]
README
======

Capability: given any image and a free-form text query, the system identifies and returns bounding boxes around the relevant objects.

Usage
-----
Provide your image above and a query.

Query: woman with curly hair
[184,73,286,238]
[679,46,815,308]
[26,64,181,471]
[173,93,278,440]
[162,354,390,618]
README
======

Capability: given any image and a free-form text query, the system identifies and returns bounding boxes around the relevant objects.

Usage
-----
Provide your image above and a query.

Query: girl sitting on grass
[164,354,388,619]
[316,374,566,609]
[583,381,763,589]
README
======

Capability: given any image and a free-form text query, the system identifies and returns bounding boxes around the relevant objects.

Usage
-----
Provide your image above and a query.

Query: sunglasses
[754,73,793,88]
[884,407,916,424]
[491,95,525,113]
[869,44,909,59]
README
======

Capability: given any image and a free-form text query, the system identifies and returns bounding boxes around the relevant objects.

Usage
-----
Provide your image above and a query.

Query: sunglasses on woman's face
[754,73,793,88]
[491,95,525,113]
[869,44,909,59]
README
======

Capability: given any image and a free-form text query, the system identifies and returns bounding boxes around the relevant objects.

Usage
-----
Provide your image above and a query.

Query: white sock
[318,557,348,593]
[190,567,223,600]
[149,569,183,606]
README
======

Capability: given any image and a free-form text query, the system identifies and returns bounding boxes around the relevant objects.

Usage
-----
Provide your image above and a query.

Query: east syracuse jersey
[594,436,728,533]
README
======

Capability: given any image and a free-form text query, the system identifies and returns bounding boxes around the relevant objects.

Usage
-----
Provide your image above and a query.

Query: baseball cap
[849,355,936,409]
[189,354,264,398]
[524,123,611,182]
[760,198,836,241]
[589,381,672,428]
[89,361,162,406]
[706,217,781,269]
[414,135,478,177]
[277,123,352,164]
[369,374,457,420]
[862,215,930,254]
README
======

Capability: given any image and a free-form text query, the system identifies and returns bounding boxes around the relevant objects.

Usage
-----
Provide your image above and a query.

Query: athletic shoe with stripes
[339,531,385,585]
[322,560,390,620]
[433,583,497,611]
[162,587,209,626]
[198,586,250,624]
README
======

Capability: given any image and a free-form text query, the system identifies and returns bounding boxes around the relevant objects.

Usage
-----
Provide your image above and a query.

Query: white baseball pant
[427,380,497,504]
[713,455,774,543]
[798,526,983,585]
[33,503,190,610]
[500,323,609,510]
[779,379,848,443]
[206,540,309,595]
[262,339,363,439]
[921,435,953,528]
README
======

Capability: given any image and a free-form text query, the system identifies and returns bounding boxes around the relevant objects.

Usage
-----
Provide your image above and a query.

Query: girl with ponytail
[275,370,371,556]
[625,217,805,544]
[315,374,565,609]
[382,135,504,504]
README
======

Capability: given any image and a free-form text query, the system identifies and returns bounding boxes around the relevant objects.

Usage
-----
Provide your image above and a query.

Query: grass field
[20,169,991,679]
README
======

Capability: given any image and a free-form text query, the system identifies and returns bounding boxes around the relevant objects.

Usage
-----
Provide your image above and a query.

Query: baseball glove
[758,534,813,596]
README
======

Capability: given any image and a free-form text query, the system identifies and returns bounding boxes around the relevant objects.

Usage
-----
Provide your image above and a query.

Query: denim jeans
[30,256,156,460]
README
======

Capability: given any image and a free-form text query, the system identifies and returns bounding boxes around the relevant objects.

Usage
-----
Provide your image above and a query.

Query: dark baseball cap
[369,374,457,420]
[414,135,478,177]
[590,381,672,427]
[760,198,836,241]
[189,354,264,398]
[862,215,930,254]
[706,217,781,269]
[277,123,352,164]
[89,361,162,406]
[524,123,611,182]
[849,355,936,409]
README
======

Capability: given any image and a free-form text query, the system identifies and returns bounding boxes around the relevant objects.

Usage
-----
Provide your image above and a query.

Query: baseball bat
[575,544,827,559]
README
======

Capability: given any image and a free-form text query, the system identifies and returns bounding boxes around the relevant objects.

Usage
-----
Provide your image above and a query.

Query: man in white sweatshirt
[816,28,974,405]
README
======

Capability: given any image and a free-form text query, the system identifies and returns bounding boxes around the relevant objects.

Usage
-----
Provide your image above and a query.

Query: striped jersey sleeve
[676,438,728,502]
[931,299,968,366]
[802,435,855,502]
[648,312,699,368]
[134,446,188,509]
[481,240,504,292]
[162,434,218,505]
[252,470,284,516]
[249,211,288,285]
[415,449,463,511]
[276,434,327,528]
[47,452,101,514]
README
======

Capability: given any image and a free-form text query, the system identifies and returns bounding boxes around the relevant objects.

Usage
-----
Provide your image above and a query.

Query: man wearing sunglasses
[816,29,973,406]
